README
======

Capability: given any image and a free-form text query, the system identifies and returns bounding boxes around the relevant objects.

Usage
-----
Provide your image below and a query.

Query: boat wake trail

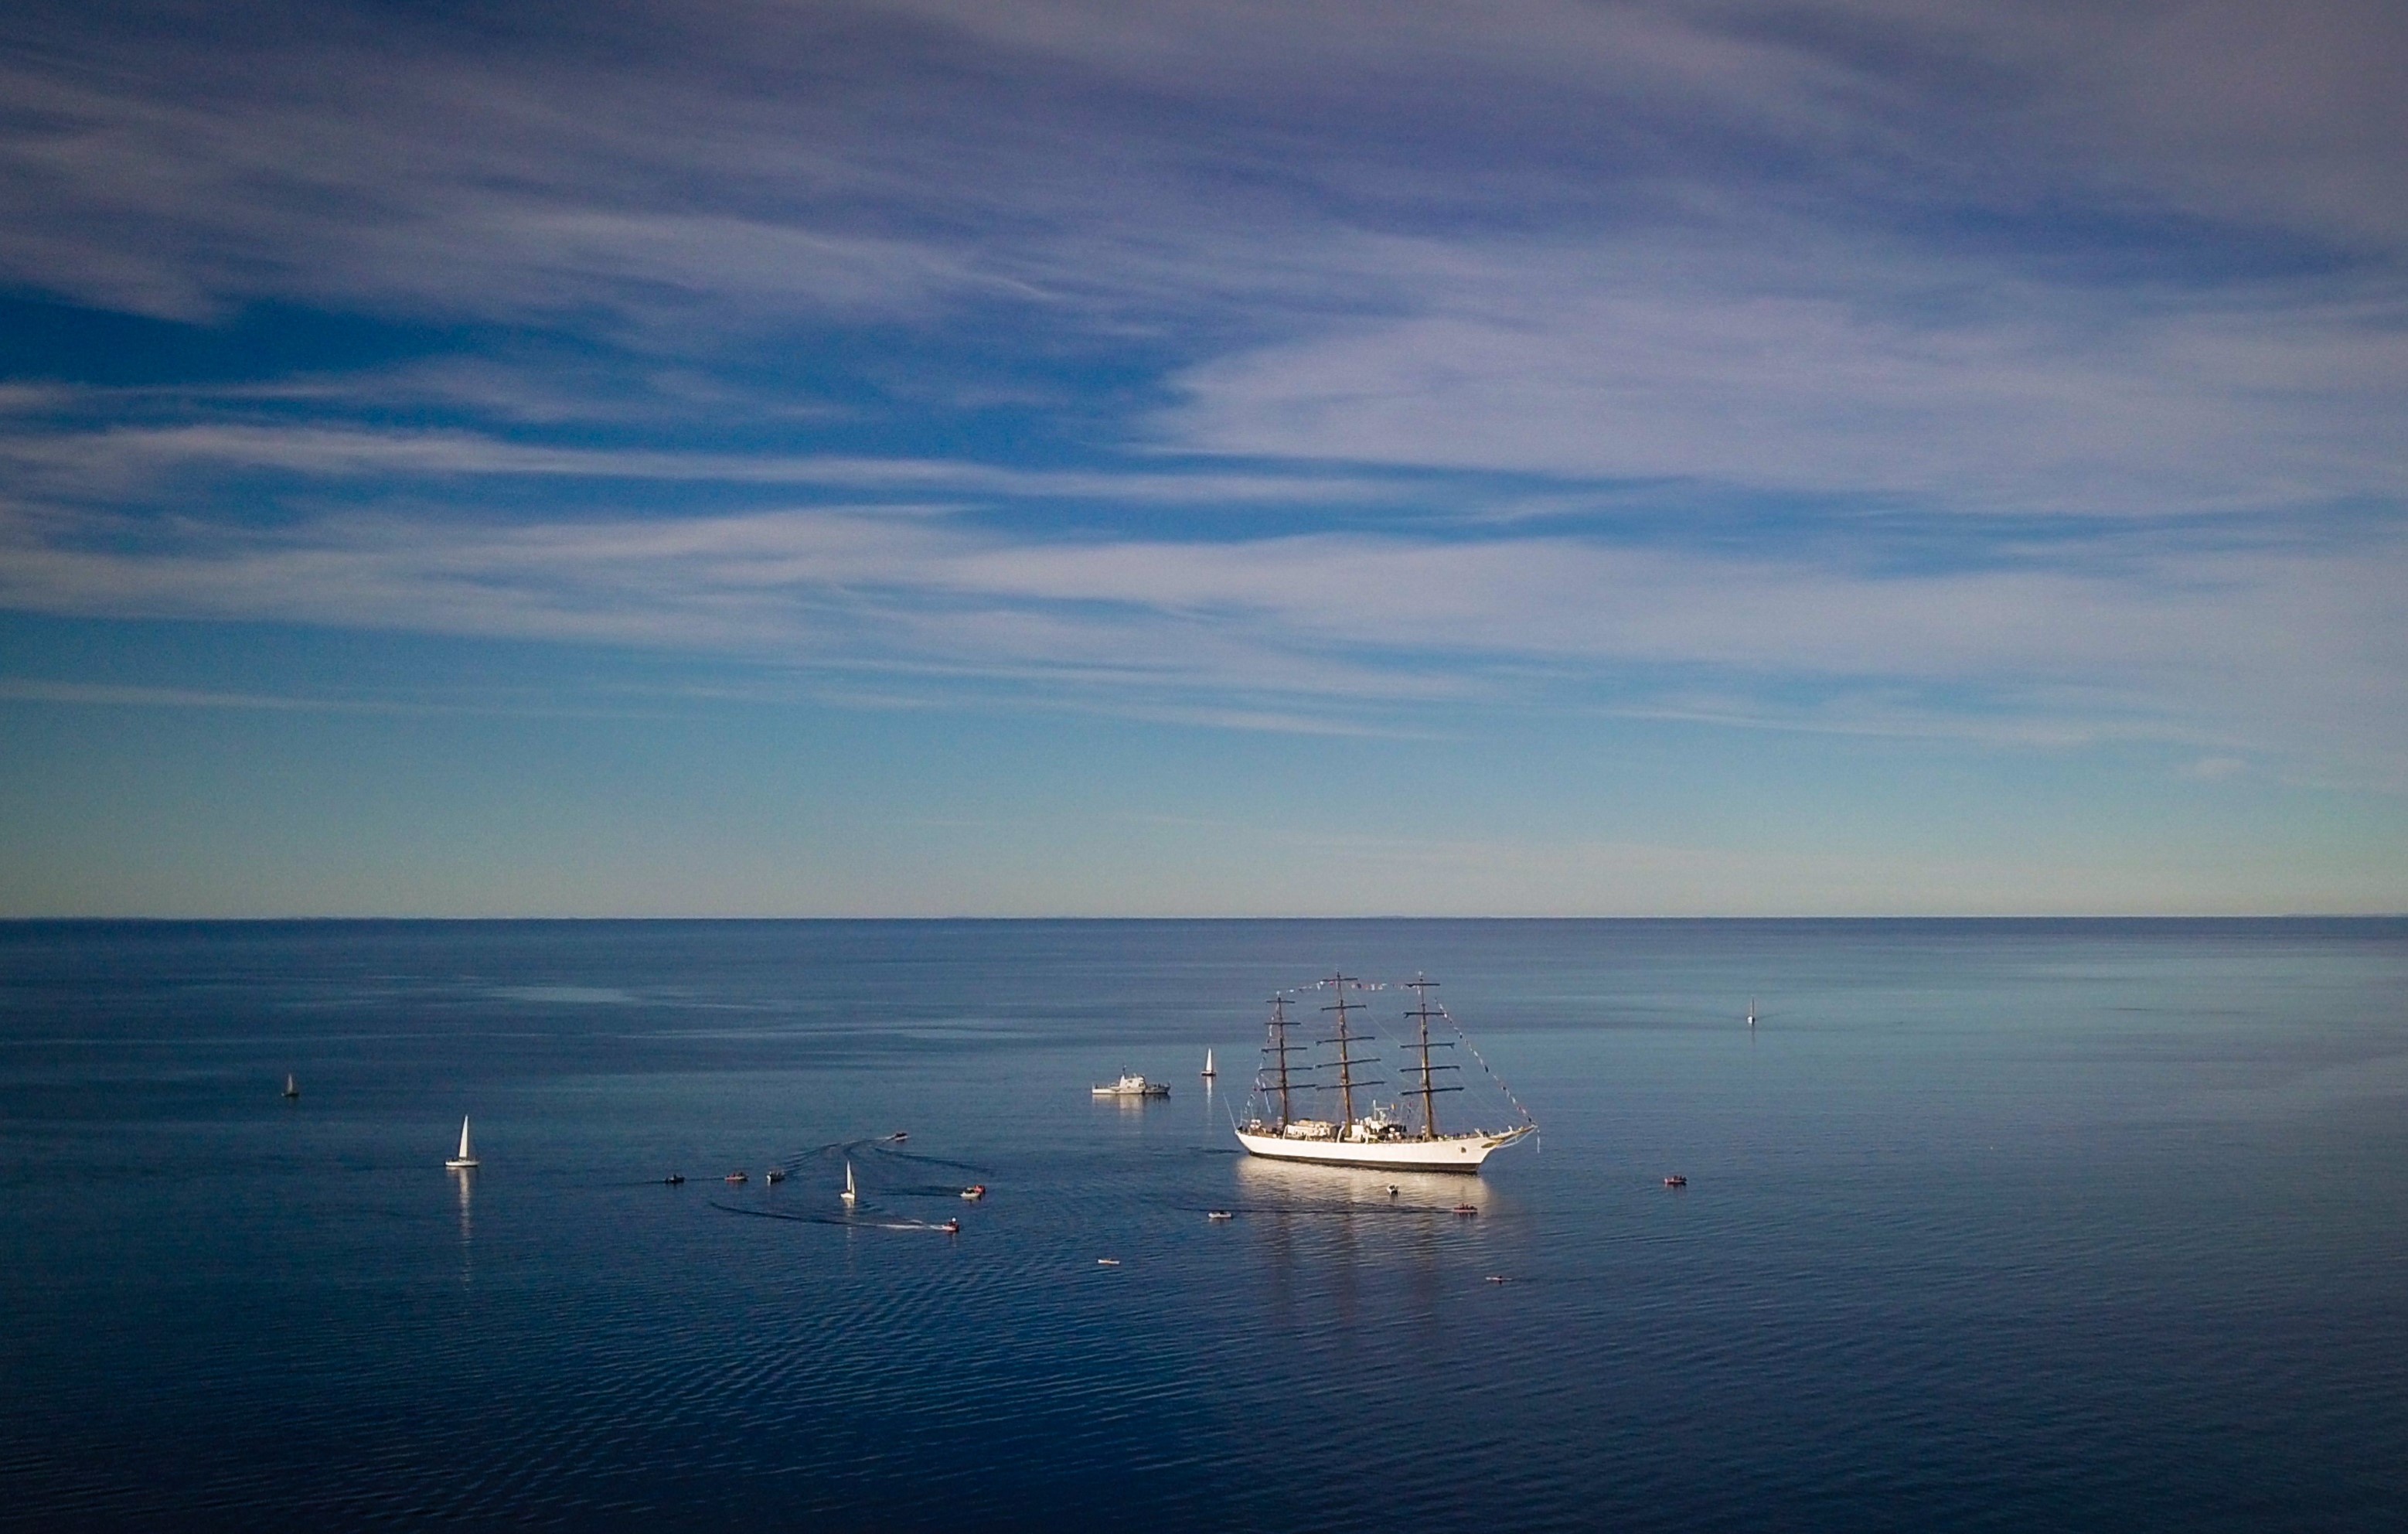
[863,1144,989,1174]
[776,1140,990,1176]
[1193,1202,1470,1218]
[709,1201,957,1232]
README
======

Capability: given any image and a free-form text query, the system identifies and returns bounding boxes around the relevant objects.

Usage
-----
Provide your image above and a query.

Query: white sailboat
[1201,1048,1216,1079]
[444,1116,479,1170]
[283,1072,298,1100]
[1235,975,1535,1174]
[840,1161,857,1207]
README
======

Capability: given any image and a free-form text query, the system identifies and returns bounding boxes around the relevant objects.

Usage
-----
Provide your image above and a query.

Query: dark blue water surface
[2,919,2404,1531]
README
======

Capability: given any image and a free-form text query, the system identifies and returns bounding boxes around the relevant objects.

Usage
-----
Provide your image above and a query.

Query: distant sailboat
[840,1161,858,1208]
[444,1116,479,1170]
[1201,1048,1217,1079]
[283,1073,299,1100]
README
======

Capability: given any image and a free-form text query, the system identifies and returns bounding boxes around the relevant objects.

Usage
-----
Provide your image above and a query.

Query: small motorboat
[1095,1257,1121,1266]
[1485,1274,1510,1284]
[765,1169,786,1184]
[959,1184,986,1201]
[1663,1175,1688,1188]
[1205,1209,1233,1222]
[888,1131,908,1143]
[1453,1204,1478,1217]
[724,1171,748,1184]
[938,1218,960,1234]
[663,1173,685,1186]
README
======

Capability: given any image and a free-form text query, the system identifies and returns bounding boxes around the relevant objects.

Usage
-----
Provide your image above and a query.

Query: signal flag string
[1438,1004,1535,1127]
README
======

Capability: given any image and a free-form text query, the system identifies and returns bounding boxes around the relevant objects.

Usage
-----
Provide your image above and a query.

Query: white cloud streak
[1161,240,2408,513]
[1,0,2404,804]
[6,2,2399,515]
[6,494,2402,783]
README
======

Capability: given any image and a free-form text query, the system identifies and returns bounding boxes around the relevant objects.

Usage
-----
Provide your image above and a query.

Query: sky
[2,0,2405,916]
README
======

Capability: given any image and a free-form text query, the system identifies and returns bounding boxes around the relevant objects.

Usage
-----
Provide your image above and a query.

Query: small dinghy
[1663,1174,1687,1188]
[444,1116,479,1170]
[1205,1209,1233,1222]
[765,1169,785,1184]
[960,1184,986,1200]
[663,1174,685,1185]
[724,1171,748,1184]
[1453,1203,1477,1217]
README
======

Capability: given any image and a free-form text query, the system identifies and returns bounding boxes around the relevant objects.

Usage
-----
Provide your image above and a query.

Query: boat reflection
[1233,1155,1494,1215]
[449,1163,474,1284]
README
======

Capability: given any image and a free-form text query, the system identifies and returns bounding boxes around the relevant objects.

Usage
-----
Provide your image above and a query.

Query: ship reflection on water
[1230,1156,1496,1217]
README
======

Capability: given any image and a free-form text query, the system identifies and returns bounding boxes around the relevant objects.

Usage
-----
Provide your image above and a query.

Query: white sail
[458,1118,472,1160]
[1201,1048,1215,1077]
[445,1115,479,1169]
[840,1161,857,1205]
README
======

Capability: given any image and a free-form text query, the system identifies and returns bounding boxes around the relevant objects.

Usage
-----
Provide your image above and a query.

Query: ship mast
[1402,974,1462,1139]
[1317,973,1382,1128]
[1259,994,1308,1129]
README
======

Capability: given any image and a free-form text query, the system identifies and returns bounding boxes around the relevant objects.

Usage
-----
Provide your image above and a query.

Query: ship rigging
[1235,973,1535,1172]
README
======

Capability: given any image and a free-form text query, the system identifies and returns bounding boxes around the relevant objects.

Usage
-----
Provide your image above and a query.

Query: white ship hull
[1235,1123,1532,1172]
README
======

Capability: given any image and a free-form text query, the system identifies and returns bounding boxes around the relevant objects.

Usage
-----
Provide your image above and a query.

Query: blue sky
[2,0,2405,915]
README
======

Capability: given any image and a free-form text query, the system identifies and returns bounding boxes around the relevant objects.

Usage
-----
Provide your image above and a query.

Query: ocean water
[2,919,2404,1531]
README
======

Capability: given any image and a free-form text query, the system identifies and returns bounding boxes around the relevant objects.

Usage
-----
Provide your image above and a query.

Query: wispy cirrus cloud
[7,489,2402,782]
[1160,237,2408,515]
[2,0,2406,836]
[0,419,1407,509]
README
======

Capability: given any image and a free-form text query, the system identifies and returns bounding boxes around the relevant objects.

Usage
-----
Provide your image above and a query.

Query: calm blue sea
[2,919,2404,1531]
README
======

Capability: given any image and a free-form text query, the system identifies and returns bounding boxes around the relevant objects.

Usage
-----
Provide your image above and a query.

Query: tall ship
[1235,974,1535,1172]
